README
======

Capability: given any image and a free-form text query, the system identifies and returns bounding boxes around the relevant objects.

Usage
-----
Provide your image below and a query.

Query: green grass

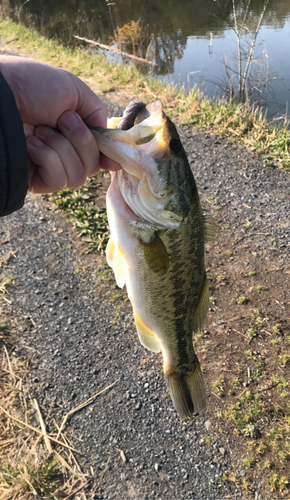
[0,17,290,171]
[47,178,109,253]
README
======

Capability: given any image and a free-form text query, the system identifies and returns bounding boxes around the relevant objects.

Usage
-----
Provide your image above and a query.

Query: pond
[12,0,290,120]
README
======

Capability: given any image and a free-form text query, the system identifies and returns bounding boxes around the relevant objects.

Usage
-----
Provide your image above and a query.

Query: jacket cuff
[0,71,28,216]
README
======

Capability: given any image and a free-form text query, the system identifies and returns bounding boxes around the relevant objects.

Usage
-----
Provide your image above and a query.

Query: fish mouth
[89,100,168,180]
[90,100,186,229]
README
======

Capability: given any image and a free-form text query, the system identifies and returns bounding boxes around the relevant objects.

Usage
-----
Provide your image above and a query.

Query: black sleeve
[0,71,28,217]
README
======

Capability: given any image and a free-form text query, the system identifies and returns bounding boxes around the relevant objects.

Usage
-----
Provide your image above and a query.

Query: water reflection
[4,0,290,116]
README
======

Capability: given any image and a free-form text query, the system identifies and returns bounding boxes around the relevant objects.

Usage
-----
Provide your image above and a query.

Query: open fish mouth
[89,100,192,228]
[90,100,167,180]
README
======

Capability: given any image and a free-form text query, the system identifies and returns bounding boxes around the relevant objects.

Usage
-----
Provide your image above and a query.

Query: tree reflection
[149,32,187,75]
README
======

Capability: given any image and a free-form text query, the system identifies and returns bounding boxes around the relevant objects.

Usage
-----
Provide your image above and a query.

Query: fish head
[91,100,195,228]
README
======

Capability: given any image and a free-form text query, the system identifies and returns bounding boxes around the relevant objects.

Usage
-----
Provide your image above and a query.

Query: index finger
[72,74,107,127]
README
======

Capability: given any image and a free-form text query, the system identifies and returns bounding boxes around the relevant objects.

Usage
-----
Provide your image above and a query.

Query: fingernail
[36,125,55,137]
[60,112,80,131]
[27,136,44,147]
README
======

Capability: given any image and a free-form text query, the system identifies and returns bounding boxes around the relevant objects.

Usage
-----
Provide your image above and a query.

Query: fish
[89,100,216,417]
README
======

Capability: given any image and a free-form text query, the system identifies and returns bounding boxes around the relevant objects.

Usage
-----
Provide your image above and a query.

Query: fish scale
[89,100,216,417]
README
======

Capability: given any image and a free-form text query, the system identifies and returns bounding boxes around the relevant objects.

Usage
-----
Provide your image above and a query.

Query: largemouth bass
[90,100,216,417]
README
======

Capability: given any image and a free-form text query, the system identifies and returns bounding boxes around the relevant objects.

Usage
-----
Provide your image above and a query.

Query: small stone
[204,420,211,431]
[240,469,246,477]
[219,447,226,456]
[183,472,188,480]
[154,463,160,472]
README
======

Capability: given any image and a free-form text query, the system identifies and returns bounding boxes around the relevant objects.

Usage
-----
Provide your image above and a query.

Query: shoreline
[0,16,289,172]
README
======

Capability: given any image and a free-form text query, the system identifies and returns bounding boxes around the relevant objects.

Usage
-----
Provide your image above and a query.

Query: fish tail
[165,363,206,417]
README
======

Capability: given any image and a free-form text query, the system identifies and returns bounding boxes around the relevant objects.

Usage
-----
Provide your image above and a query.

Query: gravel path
[1,97,289,500]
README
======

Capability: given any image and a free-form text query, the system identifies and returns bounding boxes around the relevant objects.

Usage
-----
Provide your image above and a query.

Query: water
[16,0,290,120]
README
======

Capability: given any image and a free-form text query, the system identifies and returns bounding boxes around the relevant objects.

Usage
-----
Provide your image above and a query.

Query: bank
[0,16,289,172]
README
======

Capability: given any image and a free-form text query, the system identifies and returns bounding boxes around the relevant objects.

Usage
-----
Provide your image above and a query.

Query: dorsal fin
[192,273,209,332]
[203,215,217,243]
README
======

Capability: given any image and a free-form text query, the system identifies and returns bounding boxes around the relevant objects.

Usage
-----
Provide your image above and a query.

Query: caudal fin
[165,363,206,417]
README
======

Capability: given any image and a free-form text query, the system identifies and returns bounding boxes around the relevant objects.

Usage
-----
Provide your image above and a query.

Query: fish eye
[169,138,182,154]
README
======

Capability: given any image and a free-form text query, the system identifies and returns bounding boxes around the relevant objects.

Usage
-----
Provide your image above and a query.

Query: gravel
[1,96,289,500]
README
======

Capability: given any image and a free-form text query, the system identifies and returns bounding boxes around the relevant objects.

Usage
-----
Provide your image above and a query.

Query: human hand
[0,56,120,193]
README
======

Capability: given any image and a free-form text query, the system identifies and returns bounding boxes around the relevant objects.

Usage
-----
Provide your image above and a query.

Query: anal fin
[134,310,161,353]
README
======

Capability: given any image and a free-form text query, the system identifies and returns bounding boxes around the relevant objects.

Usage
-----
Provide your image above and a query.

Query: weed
[243,424,258,438]
[268,473,289,492]
[227,251,234,256]
[272,325,281,335]
[267,428,280,441]
[246,328,257,340]
[211,379,225,398]
[256,285,268,291]
[263,460,272,469]
[278,451,289,461]
[279,354,290,365]
[110,292,122,302]
[256,443,267,455]
[209,296,216,304]
[247,271,256,277]
[241,479,253,493]
[231,378,241,388]
[242,456,256,468]
[237,296,248,304]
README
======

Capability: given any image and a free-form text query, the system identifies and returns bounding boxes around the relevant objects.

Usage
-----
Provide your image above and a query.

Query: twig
[53,449,83,478]
[63,479,91,500]
[28,229,53,241]
[34,398,52,453]
[233,232,270,245]
[211,391,223,401]
[0,248,19,267]
[73,35,158,66]
[0,438,16,448]
[0,229,22,245]
[0,406,78,452]
[57,379,119,439]
[236,388,248,399]
[232,328,249,340]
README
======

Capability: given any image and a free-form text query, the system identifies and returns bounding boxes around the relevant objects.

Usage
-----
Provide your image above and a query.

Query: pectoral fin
[192,273,209,332]
[134,310,161,353]
[113,243,127,289]
[106,237,115,268]
[144,236,169,275]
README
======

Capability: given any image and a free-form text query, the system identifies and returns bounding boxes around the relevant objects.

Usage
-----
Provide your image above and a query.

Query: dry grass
[0,17,289,171]
[0,274,118,499]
